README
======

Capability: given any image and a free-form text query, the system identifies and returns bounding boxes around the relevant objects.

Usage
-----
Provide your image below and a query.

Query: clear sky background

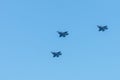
[0,0,120,80]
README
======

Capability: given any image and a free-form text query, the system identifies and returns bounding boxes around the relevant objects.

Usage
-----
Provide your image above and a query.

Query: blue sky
[0,0,120,80]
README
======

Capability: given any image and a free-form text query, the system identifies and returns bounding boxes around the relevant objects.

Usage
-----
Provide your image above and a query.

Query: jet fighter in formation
[51,51,62,57]
[97,25,108,32]
[57,31,69,37]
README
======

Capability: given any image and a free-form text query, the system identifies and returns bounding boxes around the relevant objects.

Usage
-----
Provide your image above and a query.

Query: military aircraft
[51,51,62,57]
[57,31,69,37]
[97,25,108,32]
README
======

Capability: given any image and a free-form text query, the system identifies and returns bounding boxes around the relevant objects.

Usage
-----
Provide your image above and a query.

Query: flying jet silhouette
[57,31,69,37]
[97,25,108,32]
[51,51,62,57]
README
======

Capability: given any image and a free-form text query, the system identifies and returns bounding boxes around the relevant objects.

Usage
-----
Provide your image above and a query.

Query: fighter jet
[57,31,69,37]
[51,51,62,57]
[97,25,108,32]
